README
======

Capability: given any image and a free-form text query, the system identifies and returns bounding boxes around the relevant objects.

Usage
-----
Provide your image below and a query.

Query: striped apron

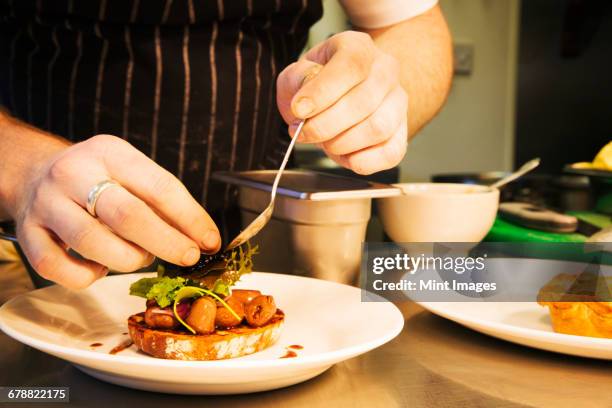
[0,0,322,238]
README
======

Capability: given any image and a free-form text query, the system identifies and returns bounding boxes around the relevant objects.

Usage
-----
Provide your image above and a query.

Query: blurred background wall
[514,0,611,172]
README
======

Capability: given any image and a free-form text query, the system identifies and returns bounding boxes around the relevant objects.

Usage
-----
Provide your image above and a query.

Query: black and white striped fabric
[0,0,322,215]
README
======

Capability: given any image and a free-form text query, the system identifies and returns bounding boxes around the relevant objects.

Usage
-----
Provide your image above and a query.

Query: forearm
[362,5,453,137]
[0,110,69,220]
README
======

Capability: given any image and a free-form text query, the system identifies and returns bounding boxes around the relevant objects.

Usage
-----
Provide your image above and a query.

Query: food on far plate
[128,243,285,360]
[571,141,612,171]
[537,273,612,339]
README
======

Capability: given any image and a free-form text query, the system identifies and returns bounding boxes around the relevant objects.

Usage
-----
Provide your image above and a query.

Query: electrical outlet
[453,43,474,75]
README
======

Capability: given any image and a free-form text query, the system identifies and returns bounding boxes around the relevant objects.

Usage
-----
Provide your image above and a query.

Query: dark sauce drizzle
[281,350,298,359]
[110,340,134,355]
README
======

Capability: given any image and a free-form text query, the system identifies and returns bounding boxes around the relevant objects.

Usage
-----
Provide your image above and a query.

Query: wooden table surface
[0,259,610,408]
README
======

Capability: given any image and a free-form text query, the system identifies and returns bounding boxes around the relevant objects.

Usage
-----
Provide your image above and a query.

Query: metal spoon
[490,158,541,190]
[224,120,304,251]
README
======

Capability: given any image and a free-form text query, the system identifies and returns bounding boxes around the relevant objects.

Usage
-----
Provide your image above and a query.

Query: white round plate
[419,301,612,360]
[0,272,404,394]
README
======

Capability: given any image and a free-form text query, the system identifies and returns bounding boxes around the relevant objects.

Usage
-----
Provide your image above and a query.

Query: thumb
[276,60,323,126]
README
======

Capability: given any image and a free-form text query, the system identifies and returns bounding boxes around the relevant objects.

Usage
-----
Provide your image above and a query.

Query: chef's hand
[277,31,409,175]
[10,134,220,289]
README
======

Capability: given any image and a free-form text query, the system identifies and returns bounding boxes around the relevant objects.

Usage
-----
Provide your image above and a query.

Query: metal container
[213,170,400,284]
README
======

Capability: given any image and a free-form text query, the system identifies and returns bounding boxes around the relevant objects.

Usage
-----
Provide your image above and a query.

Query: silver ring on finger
[86,180,120,217]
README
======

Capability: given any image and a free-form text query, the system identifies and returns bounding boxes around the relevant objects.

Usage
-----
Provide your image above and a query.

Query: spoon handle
[490,158,540,189]
[269,120,303,204]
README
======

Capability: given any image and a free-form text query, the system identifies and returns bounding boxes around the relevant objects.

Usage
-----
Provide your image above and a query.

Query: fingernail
[201,229,220,251]
[182,247,200,266]
[295,97,315,118]
[143,253,156,267]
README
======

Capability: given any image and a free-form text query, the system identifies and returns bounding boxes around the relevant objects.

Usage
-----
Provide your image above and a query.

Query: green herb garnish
[210,243,258,296]
[129,243,257,332]
[129,276,186,308]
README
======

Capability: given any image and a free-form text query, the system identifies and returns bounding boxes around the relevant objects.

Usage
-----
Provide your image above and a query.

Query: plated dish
[419,257,612,359]
[128,244,285,360]
[0,271,404,394]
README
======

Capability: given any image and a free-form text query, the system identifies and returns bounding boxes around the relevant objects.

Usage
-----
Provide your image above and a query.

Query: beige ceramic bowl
[377,183,500,242]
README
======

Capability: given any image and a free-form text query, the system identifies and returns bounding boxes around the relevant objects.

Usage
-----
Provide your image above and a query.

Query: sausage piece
[144,306,179,330]
[185,296,217,334]
[245,295,277,327]
[215,296,245,328]
[230,289,261,304]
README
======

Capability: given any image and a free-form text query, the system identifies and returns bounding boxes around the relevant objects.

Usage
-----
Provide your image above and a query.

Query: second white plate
[419,301,612,360]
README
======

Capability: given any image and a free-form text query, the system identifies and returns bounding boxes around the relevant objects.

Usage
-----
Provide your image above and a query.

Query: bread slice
[128,310,284,360]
